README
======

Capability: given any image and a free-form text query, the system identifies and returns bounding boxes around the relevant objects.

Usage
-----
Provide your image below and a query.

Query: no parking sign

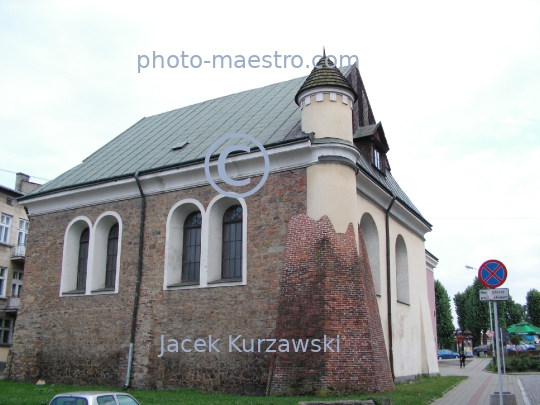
[478,259,507,288]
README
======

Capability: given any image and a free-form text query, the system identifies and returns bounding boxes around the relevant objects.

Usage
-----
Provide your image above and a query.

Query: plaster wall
[307,163,358,236]
[388,219,438,378]
[356,192,438,378]
[301,93,353,141]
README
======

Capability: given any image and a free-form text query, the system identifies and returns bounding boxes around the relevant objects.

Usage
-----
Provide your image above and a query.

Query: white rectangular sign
[479,288,509,301]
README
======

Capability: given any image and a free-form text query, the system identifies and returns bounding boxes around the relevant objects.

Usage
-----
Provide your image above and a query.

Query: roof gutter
[124,172,146,389]
[385,194,396,380]
[18,136,311,202]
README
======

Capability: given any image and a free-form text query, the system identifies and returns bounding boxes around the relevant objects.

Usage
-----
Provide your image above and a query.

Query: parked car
[49,392,140,405]
[473,344,491,356]
[438,349,459,359]
[506,343,535,352]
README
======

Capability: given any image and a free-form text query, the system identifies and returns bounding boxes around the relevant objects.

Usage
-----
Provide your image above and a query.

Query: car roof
[53,392,133,397]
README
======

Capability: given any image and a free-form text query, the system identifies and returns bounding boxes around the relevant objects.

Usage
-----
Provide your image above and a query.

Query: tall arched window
[360,213,381,295]
[77,228,90,291]
[222,205,243,279]
[182,212,202,282]
[105,224,119,288]
[396,234,409,304]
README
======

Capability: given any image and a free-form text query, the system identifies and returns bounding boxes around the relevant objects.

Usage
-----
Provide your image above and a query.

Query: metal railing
[11,245,26,258]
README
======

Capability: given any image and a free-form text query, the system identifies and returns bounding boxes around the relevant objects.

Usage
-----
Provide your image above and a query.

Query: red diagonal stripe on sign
[483,264,503,283]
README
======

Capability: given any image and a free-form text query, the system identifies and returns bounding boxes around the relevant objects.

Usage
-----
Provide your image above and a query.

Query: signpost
[478,260,509,405]
[479,288,509,301]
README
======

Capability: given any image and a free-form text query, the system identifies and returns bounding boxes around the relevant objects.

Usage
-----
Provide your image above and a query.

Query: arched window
[360,213,381,295]
[396,234,409,304]
[77,228,90,291]
[105,224,119,288]
[182,212,202,282]
[222,205,243,279]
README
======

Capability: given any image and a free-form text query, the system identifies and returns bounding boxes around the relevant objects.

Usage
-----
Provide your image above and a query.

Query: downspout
[385,194,396,380]
[124,172,146,389]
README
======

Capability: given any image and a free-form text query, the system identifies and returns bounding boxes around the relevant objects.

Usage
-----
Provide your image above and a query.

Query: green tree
[521,304,531,323]
[454,291,467,332]
[504,296,523,327]
[435,280,455,349]
[526,289,540,327]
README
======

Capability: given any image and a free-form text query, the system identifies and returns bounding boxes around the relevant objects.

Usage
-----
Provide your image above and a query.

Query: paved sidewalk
[432,358,528,405]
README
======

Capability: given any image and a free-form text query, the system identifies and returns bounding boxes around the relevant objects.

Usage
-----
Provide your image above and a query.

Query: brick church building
[8,57,439,394]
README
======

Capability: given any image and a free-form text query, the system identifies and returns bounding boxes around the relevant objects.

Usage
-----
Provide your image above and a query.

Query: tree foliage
[435,280,455,349]
[453,277,511,346]
[505,296,523,327]
[526,289,540,327]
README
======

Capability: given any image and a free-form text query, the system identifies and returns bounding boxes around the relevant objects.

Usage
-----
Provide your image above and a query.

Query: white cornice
[23,139,431,238]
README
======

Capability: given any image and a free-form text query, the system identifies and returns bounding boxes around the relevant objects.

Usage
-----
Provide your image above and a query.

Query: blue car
[438,349,459,359]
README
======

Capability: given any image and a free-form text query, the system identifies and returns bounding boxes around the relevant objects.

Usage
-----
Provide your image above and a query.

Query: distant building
[0,173,40,374]
[9,59,438,393]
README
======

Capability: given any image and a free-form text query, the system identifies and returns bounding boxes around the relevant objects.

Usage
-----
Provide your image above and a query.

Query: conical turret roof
[295,56,358,105]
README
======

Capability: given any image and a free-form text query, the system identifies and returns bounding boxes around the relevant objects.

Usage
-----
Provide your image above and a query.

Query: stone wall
[8,168,307,393]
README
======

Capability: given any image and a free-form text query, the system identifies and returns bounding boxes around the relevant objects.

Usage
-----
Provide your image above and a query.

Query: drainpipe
[124,172,146,389]
[385,194,396,380]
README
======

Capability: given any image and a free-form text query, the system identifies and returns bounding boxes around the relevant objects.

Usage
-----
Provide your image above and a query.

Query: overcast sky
[1,1,539,323]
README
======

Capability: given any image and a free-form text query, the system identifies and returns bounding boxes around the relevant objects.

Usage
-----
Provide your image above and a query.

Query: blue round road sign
[478,260,507,288]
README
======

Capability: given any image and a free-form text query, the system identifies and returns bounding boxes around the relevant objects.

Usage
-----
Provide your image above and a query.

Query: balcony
[11,245,26,261]
[6,296,20,310]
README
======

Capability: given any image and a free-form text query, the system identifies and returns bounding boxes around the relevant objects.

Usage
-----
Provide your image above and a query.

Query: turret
[295,55,360,236]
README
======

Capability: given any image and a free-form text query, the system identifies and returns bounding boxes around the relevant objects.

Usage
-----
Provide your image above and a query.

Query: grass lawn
[0,376,465,405]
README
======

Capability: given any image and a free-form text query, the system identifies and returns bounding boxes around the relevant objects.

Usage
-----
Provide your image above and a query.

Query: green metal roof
[22,65,426,221]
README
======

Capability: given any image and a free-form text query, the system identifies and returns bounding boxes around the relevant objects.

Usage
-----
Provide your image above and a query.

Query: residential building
[0,173,40,374]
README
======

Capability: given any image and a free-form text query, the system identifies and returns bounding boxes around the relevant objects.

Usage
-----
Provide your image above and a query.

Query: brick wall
[269,215,394,394]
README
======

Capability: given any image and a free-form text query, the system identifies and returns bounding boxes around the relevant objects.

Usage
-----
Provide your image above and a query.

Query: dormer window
[374,149,381,170]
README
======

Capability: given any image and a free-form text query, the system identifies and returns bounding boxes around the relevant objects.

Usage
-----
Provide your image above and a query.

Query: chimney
[15,173,30,192]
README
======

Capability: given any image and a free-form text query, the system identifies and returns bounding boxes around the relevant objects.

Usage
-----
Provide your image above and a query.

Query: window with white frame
[18,219,29,246]
[0,267,6,297]
[373,149,381,170]
[207,196,247,285]
[0,318,14,345]
[0,214,12,244]
[12,270,23,297]
[89,213,122,293]
[61,217,93,295]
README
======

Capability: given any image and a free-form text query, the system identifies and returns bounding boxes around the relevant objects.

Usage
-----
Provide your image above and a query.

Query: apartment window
[18,219,29,246]
[6,198,13,206]
[0,214,12,244]
[0,318,13,345]
[105,224,119,288]
[12,271,23,297]
[0,268,6,297]
[76,228,90,291]
[222,205,243,279]
[182,212,202,283]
